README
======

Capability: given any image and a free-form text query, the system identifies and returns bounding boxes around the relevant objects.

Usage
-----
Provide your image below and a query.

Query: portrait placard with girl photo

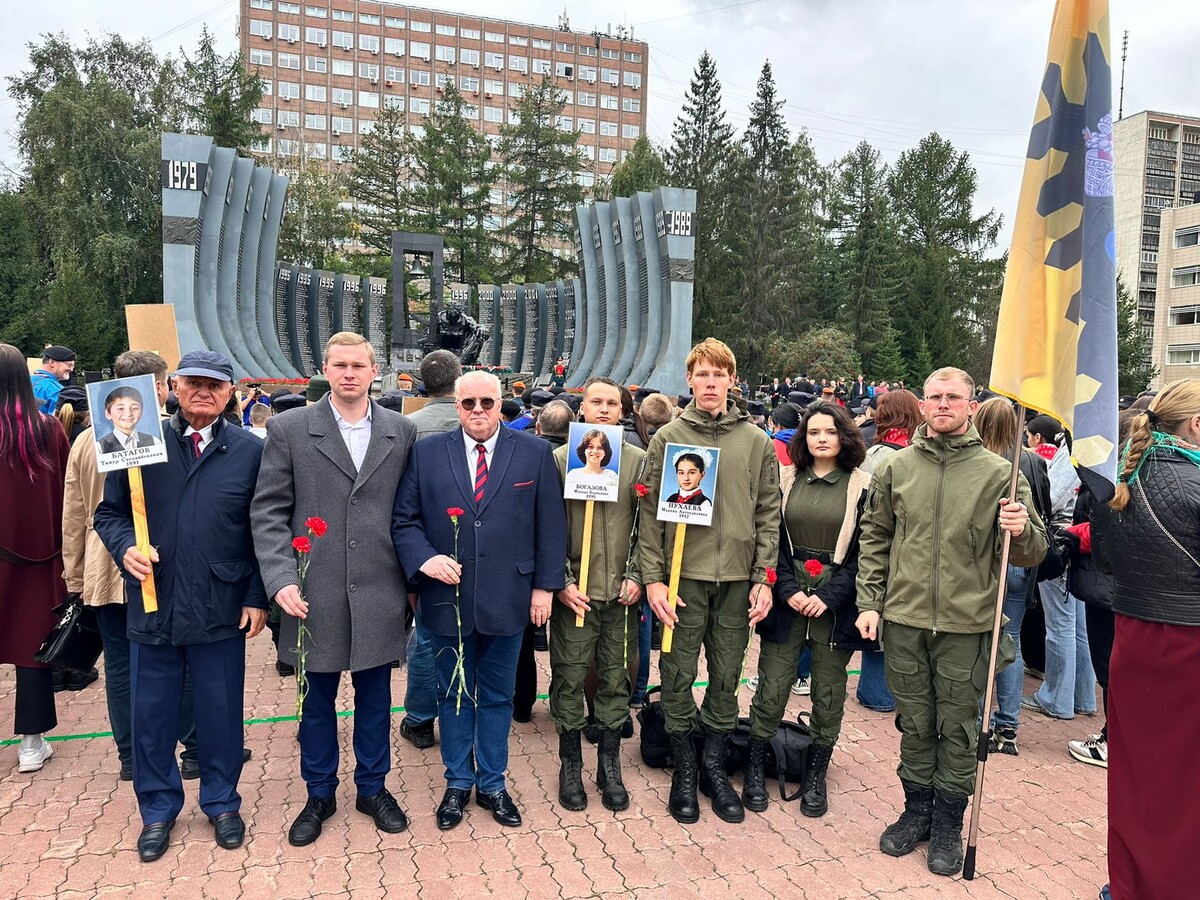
[656,443,720,526]
[563,422,624,503]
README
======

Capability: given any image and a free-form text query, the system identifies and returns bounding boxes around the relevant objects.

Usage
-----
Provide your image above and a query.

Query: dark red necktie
[474,443,488,503]
[190,432,203,458]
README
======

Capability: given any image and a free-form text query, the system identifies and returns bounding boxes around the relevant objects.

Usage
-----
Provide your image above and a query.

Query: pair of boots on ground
[558,727,629,812]
[880,778,970,876]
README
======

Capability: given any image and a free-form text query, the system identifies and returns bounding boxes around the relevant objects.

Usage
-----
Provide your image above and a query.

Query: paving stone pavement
[1,639,1108,899]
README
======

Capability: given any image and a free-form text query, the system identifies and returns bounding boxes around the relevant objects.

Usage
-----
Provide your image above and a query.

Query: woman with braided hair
[1092,379,1200,900]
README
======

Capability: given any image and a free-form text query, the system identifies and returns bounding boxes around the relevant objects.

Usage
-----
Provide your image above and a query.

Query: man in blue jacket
[95,350,268,863]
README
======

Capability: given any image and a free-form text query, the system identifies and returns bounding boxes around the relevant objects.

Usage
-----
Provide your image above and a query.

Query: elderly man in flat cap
[31,344,76,414]
[95,349,268,863]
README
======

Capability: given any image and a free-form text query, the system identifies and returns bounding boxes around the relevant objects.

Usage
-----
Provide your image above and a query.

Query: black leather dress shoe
[356,788,408,834]
[436,787,472,831]
[288,796,337,847]
[476,788,522,827]
[209,812,245,849]
[181,747,252,780]
[137,820,175,863]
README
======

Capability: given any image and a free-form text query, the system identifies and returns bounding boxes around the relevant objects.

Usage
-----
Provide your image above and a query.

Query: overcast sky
[1,0,1196,255]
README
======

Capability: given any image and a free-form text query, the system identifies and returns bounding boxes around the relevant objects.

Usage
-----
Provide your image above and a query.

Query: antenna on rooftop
[1118,30,1128,121]
[558,7,570,31]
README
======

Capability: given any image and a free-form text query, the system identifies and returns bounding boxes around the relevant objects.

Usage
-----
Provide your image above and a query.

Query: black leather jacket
[1093,447,1200,626]
[1069,483,1113,610]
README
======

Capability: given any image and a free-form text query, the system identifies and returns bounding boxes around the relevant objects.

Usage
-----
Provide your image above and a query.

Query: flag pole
[963,402,1025,880]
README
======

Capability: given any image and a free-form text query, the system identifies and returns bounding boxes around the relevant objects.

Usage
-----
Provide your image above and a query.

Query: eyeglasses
[924,393,968,404]
[458,397,498,411]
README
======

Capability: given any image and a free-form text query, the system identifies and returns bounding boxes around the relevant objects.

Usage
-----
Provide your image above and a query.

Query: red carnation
[803,559,824,578]
[634,483,649,498]
[292,536,312,554]
[305,516,328,537]
[447,507,465,518]
[765,567,777,585]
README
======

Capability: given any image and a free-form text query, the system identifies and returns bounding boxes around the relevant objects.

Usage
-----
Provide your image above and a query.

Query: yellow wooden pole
[127,466,158,613]
[660,522,687,654]
[576,500,595,627]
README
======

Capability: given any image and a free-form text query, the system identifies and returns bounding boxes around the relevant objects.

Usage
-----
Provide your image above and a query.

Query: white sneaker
[1067,734,1108,768]
[791,677,811,696]
[746,675,760,691]
[17,737,53,773]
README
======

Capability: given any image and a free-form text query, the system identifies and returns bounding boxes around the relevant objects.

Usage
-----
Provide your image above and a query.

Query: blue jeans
[634,598,652,701]
[796,645,811,680]
[1033,575,1097,718]
[429,629,522,793]
[404,617,439,726]
[856,649,895,711]
[992,565,1030,730]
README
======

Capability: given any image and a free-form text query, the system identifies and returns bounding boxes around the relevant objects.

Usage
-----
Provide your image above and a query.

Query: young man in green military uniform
[640,338,781,824]
[855,366,1047,876]
[550,376,646,812]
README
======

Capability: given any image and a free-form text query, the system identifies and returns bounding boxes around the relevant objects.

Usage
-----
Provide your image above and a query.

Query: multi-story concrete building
[1113,110,1200,350]
[238,0,649,191]
[1150,199,1200,387]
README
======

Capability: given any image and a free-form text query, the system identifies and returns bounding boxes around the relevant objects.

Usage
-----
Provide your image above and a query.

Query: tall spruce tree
[179,26,264,154]
[497,75,584,284]
[666,51,738,340]
[348,101,411,255]
[609,135,669,197]
[403,83,497,285]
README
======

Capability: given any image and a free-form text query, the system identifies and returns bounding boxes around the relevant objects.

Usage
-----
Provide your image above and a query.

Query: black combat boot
[667,733,700,824]
[879,779,934,856]
[801,742,834,818]
[741,738,770,813]
[558,730,587,811]
[596,728,630,811]
[927,788,969,876]
[699,730,744,823]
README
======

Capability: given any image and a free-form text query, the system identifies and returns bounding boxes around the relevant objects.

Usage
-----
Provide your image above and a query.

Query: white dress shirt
[183,422,216,455]
[332,401,373,471]
[462,427,500,479]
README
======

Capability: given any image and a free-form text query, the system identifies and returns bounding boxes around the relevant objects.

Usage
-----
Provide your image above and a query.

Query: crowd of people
[2,334,1196,898]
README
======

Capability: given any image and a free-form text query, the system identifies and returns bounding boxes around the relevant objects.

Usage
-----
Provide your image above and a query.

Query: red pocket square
[513,480,534,487]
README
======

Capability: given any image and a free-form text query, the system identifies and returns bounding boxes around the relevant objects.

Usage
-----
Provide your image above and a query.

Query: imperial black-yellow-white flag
[990,0,1118,500]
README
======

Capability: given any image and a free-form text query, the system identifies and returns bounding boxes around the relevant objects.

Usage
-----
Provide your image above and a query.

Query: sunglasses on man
[458,397,499,411]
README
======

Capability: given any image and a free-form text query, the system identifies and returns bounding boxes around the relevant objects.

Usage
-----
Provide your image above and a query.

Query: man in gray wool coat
[252,332,417,847]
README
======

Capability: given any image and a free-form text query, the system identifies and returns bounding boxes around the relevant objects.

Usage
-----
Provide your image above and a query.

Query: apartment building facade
[1150,200,1200,387]
[1113,110,1200,350]
[238,0,650,191]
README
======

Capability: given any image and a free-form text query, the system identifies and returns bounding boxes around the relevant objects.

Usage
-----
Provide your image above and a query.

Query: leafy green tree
[348,101,410,255]
[277,155,352,269]
[179,26,264,154]
[888,133,1002,375]
[769,326,860,382]
[497,75,584,284]
[666,51,739,340]
[1116,273,1157,394]
[609,135,668,197]
[403,83,498,285]
[0,187,47,353]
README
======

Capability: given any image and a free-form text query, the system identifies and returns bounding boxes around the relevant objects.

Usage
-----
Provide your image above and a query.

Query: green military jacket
[638,400,780,586]
[555,441,647,601]
[856,423,1049,634]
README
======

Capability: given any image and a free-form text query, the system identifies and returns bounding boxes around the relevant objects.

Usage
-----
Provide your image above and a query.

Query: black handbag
[35,594,103,674]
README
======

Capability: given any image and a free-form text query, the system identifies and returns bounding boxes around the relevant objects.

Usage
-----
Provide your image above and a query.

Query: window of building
[332,87,353,105]
[305,84,327,101]
[250,0,272,9]
[385,66,404,83]
[531,38,550,50]
[306,56,327,72]
[1170,305,1200,326]
[600,94,617,110]
[509,109,521,124]
[384,95,404,110]
[277,81,300,99]
[556,116,572,131]
[486,52,504,69]
[600,121,618,137]
[560,90,573,104]
[599,147,617,163]
[485,79,503,94]
[578,172,595,187]
[251,137,272,153]
[411,70,431,86]
[435,73,455,89]
[624,51,642,62]
[410,20,431,32]
[278,1,299,12]
[359,13,379,25]
[578,144,595,160]
[533,59,550,74]
[278,52,300,69]
[577,91,596,107]
[309,143,327,158]
[484,106,502,123]
[623,72,642,88]
[436,46,456,64]
[306,6,326,17]
[410,41,431,59]
[578,118,595,133]
[554,42,572,52]
[509,35,528,46]
[332,144,352,162]
[410,124,426,140]
[385,37,404,56]
[278,110,300,126]
[359,63,379,79]
[1173,266,1200,288]
[412,98,431,114]
[332,59,353,75]
[277,139,298,155]
[332,30,352,49]
[578,65,597,82]
[262,80,273,95]
[436,24,455,36]
[278,23,300,41]
[250,20,272,38]
[461,28,480,39]
[463,103,478,119]
[305,113,326,130]
[305,26,326,43]
[622,97,640,112]
[250,49,272,66]
[331,8,353,21]
[601,48,619,59]
[386,17,404,28]
[601,68,618,85]
[622,124,640,139]
[556,61,574,79]
[461,49,480,66]
[331,115,352,132]
[509,56,528,73]
[360,35,380,53]
[486,31,504,43]
[251,108,273,124]
[461,75,479,92]
[1168,344,1200,365]
[358,119,375,134]
[358,91,380,108]
[578,45,597,57]
[1176,226,1200,249]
